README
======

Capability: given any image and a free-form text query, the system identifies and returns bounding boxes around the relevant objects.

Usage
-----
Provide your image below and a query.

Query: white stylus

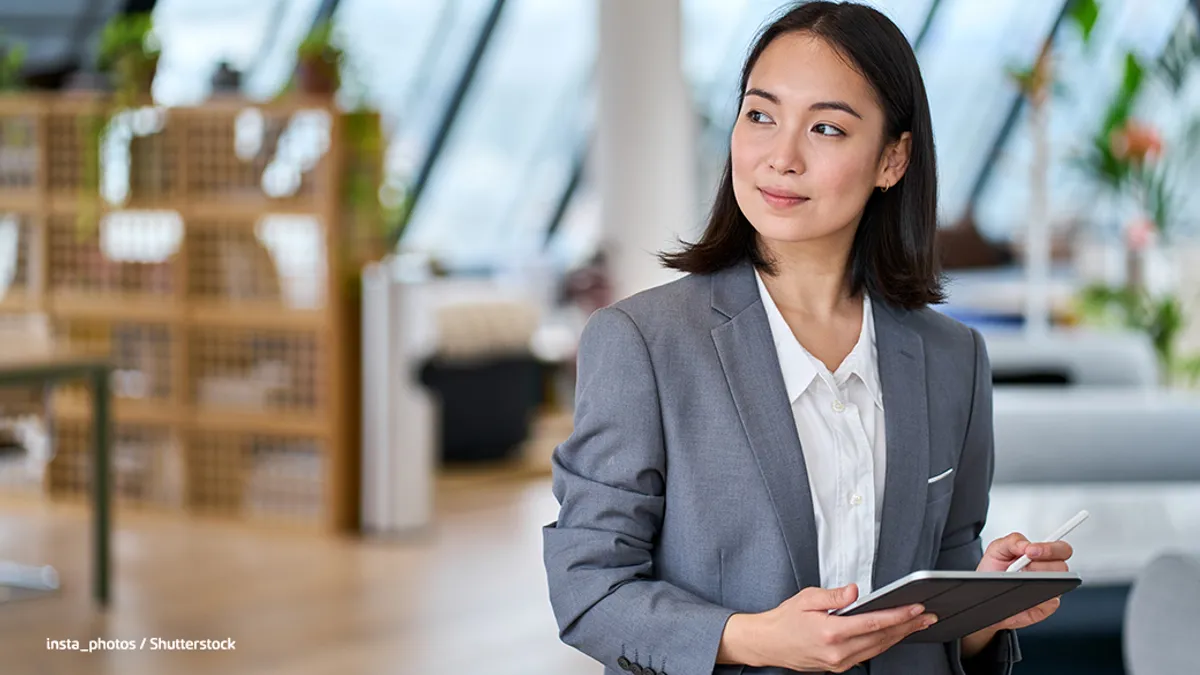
[1006,509,1089,573]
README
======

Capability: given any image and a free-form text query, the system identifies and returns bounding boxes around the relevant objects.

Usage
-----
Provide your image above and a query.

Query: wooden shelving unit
[0,93,380,532]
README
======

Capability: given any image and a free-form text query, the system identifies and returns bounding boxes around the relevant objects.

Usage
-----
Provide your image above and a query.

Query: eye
[745,110,773,124]
[813,123,845,137]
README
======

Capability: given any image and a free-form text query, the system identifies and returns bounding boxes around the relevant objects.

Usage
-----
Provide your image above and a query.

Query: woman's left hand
[961,532,1074,656]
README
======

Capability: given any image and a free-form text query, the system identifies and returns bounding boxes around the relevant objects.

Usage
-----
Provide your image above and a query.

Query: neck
[757,234,858,321]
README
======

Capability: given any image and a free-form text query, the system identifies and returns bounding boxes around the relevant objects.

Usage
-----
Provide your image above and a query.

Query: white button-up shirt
[755,270,887,596]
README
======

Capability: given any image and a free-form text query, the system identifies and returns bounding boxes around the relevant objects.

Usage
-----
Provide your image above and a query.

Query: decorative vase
[295,57,339,96]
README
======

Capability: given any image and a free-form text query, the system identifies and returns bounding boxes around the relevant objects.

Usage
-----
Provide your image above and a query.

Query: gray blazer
[543,260,1020,675]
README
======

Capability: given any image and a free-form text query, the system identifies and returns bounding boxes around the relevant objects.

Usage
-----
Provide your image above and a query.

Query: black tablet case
[834,572,1083,643]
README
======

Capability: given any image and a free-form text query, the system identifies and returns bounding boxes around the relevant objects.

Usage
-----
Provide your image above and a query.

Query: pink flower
[1125,215,1157,251]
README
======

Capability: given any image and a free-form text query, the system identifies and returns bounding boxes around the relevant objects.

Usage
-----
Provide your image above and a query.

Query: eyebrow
[744,88,863,120]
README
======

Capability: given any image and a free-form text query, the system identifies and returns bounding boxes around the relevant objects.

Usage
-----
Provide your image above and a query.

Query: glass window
[545,154,601,271]
[152,0,323,106]
[974,0,1190,241]
[917,0,1065,224]
[332,0,495,181]
[401,0,596,271]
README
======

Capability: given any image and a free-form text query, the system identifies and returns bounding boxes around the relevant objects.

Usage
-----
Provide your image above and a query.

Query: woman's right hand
[720,584,937,672]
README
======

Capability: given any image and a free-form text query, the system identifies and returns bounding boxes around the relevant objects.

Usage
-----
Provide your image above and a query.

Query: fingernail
[924,616,938,627]
[1027,546,1041,557]
[910,605,924,617]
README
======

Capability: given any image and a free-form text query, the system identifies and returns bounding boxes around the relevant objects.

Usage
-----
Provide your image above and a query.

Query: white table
[983,483,1200,585]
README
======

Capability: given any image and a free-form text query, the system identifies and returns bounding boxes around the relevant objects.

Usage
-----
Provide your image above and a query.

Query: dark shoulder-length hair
[659,0,945,309]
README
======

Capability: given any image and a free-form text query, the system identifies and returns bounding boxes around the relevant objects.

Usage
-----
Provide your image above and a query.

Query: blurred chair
[418,299,544,464]
[0,312,54,481]
[981,329,1159,388]
[1123,551,1200,675]
[0,312,60,601]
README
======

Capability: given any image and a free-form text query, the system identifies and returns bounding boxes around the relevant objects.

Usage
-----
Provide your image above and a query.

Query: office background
[0,0,1198,673]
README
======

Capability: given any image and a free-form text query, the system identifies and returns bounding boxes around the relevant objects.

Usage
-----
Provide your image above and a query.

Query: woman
[543,2,1073,674]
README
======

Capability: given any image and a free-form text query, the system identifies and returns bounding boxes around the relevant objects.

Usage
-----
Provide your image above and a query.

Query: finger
[1022,560,1069,573]
[986,532,1031,561]
[998,597,1061,630]
[1031,597,1062,619]
[1025,540,1073,561]
[798,584,859,611]
[828,604,927,641]
[841,613,937,665]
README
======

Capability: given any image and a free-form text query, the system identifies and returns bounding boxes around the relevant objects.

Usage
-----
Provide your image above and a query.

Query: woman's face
[730,32,909,251]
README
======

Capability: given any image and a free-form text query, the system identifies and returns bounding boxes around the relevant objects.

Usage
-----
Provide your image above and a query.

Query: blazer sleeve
[936,327,1022,675]
[542,306,736,675]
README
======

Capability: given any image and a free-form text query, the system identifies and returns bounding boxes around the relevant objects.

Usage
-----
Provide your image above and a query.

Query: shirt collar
[841,293,884,409]
[754,270,883,409]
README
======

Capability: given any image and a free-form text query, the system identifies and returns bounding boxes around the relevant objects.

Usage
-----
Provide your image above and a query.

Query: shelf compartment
[48,212,179,298]
[189,326,322,415]
[52,318,174,402]
[47,420,184,508]
[187,430,325,524]
[187,215,327,311]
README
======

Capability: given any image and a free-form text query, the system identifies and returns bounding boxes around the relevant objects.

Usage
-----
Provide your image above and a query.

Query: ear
[876,132,912,190]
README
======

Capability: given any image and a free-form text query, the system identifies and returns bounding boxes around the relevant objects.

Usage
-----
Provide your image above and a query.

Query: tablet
[832,570,1082,643]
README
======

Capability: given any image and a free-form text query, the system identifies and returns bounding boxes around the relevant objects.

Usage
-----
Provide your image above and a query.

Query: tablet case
[833,571,1083,643]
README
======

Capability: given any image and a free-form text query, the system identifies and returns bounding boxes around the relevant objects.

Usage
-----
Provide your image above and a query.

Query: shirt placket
[844,377,876,594]
[826,373,850,591]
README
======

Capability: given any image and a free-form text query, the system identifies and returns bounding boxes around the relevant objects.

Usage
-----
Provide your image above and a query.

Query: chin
[748,212,839,245]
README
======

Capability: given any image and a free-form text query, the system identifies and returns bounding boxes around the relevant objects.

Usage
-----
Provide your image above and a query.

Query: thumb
[800,583,858,610]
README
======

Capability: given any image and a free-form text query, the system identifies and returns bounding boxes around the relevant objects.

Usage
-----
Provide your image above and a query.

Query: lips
[758,187,809,208]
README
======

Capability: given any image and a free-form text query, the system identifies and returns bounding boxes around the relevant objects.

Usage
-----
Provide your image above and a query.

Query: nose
[767,137,805,175]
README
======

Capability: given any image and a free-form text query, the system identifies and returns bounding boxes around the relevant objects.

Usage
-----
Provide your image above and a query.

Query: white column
[597,0,696,302]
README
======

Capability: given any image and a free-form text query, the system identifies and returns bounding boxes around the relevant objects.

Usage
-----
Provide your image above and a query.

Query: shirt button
[850,493,863,506]
[832,400,846,413]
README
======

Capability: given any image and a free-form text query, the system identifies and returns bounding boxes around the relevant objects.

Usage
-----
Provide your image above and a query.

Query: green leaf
[1068,0,1100,45]
[1154,21,1200,94]
[1076,134,1127,190]
[97,12,155,73]
[1098,52,1145,135]
[1121,51,1145,94]
[1178,354,1200,388]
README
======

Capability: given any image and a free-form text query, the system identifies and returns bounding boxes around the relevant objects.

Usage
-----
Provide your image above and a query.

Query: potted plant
[97,12,160,106]
[0,34,26,92]
[294,20,344,96]
[0,35,34,186]
[1070,23,1200,385]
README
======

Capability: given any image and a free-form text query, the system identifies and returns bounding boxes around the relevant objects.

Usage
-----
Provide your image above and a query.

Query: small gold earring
[881,183,890,193]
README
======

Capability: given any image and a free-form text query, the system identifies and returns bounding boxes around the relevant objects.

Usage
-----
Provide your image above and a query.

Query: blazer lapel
[870,295,931,590]
[710,262,821,592]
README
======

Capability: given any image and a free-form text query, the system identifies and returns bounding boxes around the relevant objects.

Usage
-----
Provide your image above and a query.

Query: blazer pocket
[927,467,954,485]
[926,467,954,504]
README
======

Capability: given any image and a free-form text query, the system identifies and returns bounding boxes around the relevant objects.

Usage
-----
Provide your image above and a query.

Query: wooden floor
[0,468,598,675]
